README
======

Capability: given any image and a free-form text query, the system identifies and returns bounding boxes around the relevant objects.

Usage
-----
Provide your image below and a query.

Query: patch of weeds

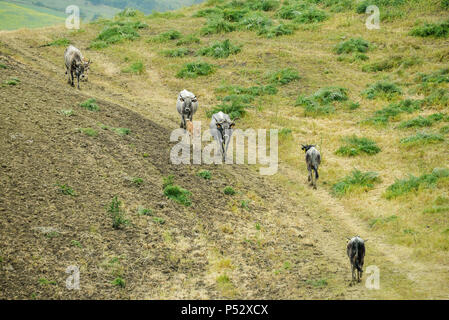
[78,128,98,137]
[255,223,261,230]
[38,278,57,286]
[207,99,249,120]
[149,29,182,42]
[364,99,422,125]
[293,7,328,24]
[423,88,449,107]
[410,20,449,38]
[279,128,292,138]
[417,68,449,84]
[80,98,99,111]
[176,34,201,46]
[397,113,446,129]
[162,48,193,57]
[258,23,296,38]
[296,86,348,116]
[122,61,144,75]
[197,39,241,58]
[3,78,20,86]
[332,169,380,197]
[91,21,145,48]
[400,132,444,146]
[57,183,76,196]
[239,12,273,32]
[306,278,328,287]
[266,68,300,85]
[59,109,74,116]
[111,277,125,288]
[153,217,165,225]
[132,177,143,186]
[137,206,153,216]
[197,170,212,180]
[440,125,449,134]
[216,84,278,96]
[107,196,128,229]
[44,38,70,47]
[201,18,236,35]
[362,81,402,100]
[162,175,175,188]
[334,38,370,54]
[114,128,131,136]
[176,61,215,78]
[224,186,236,195]
[336,136,381,156]
[71,240,82,248]
[0,63,7,69]
[276,2,311,20]
[163,177,192,207]
[385,168,449,199]
[241,200,250,210]
[369,215,398,229]
[362,55,421,72]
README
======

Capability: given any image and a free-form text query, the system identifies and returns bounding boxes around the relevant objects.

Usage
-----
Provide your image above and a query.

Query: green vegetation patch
[266,68,300,85]
[163,176,192,206]
[336,136,381,156]
[224,186,236,195]
[122,61,145,75]
[176,61,216,78]
[332,169,380,197]
[334,38,370,54]
[149,29,182,42]
[400,132,444,146]
[197,39,241,58]
[410,20,449,38]
[107,196,128,229]
[397,113,447,129]
[197,170,212,180]
[364,99,422,125]
[362,81,402,100]
[296,86,349,116]
[385,168,449,199]
[80,98,100,111]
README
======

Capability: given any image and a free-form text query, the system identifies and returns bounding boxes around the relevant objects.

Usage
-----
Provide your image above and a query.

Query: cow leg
[313,168,317,189]
[70,70,74,87]
[77,74,80,90]
[181,114,186,129]
[66,68,71,84]
[351,265,355,283]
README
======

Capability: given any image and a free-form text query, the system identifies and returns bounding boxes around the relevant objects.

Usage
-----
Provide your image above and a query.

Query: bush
[334,38,370,54]
[164,185,192,206]
[385,168,449,199]
[122,61,144,75]
[400,132,444,145]
[332,169,380,197]
[197,170,212,180]
[311,86,348,104]
[224,186,236,195]
[176,61,216,78]
[248,0,280,11]
[80,98,99,111]
[365,99,421,125]
[410,20,449,38]
[336,136,381,156]
[362,81,402,100]
[266,68,300,85]
[201,18,236,35]
[197,39,241,58]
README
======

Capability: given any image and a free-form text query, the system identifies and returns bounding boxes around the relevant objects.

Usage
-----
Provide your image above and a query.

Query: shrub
[164,185,192,206]
[336,136,381,156]
[334,38,370,54]
[80,98,99,111]
[197,170,212,180]
[197,39,241,58]
[400,132,444,145]
[332,169,380,197]
[410,20,449,38]
[149,29,182,42]
[107,196,128,229]
[385,168,449,199]
[201,18,236,35]
[365,99,421,125]
[362,81,402,100]
[224,186,236,195]
[267,68,300,85]
[176,61,215,78]
[122,61,144,75]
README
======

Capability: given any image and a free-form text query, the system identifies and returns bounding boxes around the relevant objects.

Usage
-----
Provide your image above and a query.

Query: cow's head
[179,94,197,115]
[301,144,315,152]
[216,121,235,144]
[81,59,91,82]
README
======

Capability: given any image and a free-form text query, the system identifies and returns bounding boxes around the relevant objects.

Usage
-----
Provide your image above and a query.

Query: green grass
[224,186,236,195]
[369,215,398,229]
[266,68,300,85]
[397,113,446,129]
[336,136,381,156]
[257,22,296,38]
[57,183,75,196]
[296,87,348,116]
[197,39,241,58]
[332,169,380,197]
[122,61,145,75]
[385,168,449,199]
[306,278,328,287]
[197,170,212,180]
[59,109,75,117]
[362,81,402,100]
[334,38,370,54]
[400,132,445,146]
[207,99,249,120]
[132,177,144,186]
[201,18,236,35]
[71,240,82,248]
[362,55,421,73]
[137,206,153,216]
[293,7,328,24]
[107,196,128,229]
[162,48,193,57]
[176,61,215,78]
[153,217,166,224]
[91,20,146,49]
[80,98,100,111]
[43,38,71,47]
[38,278,57,286]
[410,19,449,38]
[365,99,422,125]
[111,277,125,288]
[164,185,192,206]
[78,128,98,137]
[149,29,182,42]
[3,78,20,86]
[176,34,201,46]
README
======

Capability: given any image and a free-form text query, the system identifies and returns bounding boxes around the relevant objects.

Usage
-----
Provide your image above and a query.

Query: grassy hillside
[1,0,449,299]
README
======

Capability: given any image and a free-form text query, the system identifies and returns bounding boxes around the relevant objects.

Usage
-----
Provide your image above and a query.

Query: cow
[64,45,90,89]
[301,144,321,189]
[210,111,235,162]
[347,236,366,283]
[176,90,198,130]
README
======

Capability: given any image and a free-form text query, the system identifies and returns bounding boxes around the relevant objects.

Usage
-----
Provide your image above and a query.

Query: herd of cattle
[63,45,367,284]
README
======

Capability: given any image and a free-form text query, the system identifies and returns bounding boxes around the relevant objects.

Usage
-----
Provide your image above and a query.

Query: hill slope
[1,0,449,299]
